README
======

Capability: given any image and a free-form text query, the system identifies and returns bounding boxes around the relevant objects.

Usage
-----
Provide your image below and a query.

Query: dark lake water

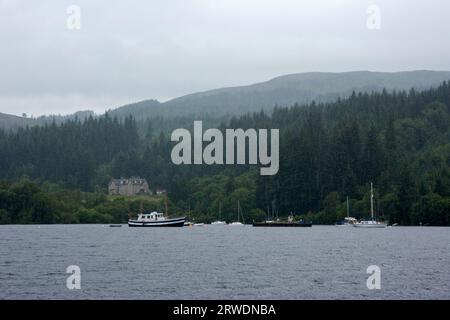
[0,225,449,299]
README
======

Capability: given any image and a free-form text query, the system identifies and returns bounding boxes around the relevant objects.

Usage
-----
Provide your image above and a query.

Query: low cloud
[1,0,449,116]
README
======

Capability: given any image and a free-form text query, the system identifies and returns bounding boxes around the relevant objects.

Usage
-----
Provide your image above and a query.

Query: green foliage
[1,81,450,225]
[177,170,258,223]
[411,193,450,226]
[0,115,138,191]
[0,180,166,224]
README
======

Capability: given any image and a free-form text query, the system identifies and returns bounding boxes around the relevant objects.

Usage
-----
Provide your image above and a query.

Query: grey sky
[1,0,449,116]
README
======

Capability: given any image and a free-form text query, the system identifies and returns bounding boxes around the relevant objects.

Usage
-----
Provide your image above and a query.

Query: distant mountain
[109,70,450,119]
[2,70,450,130]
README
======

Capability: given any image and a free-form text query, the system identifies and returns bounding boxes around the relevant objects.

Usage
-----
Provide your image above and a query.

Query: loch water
[0,225,449,299]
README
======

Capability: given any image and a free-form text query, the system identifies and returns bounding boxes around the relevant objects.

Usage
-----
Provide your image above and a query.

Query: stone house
[108,177,150,196]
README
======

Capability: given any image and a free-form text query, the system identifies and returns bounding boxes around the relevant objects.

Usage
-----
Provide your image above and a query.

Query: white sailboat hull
[353,222,386,228]
[353,183,386,228]
[211,221,227,225]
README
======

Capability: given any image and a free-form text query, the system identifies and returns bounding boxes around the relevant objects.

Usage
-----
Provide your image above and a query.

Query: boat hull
[229,222,244,226]
[211,221,227,225]
[253,222,312,227]
[128,217,186,227]
[353,223,386,228]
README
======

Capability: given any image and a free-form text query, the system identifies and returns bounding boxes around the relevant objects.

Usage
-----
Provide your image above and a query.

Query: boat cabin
[136,212,166,222]
[357,220,383,225]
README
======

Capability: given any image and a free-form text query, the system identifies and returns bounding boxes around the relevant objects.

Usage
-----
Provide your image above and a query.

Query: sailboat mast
[219,201,222,220]
[237,200,240,223]
[165,194,169,217]
[370,182,374,221]
[346,196,349,218]
[271,200,275,220]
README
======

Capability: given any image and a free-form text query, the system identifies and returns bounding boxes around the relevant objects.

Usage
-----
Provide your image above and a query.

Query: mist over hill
[2,70,450,130]
[0,111,95,131]
[0,113,36,131]
[107,70,450,119]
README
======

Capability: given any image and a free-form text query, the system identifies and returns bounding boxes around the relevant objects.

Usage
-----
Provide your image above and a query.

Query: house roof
[110,177,148,186]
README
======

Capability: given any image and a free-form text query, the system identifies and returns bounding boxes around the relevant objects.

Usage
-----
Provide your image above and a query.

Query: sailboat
[211,201,227,225]
[353,183,386,228]
[335,196,357,226]
[229,200,245,226]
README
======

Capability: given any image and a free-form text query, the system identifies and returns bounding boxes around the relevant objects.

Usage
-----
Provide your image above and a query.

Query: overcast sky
[1,0,450,116]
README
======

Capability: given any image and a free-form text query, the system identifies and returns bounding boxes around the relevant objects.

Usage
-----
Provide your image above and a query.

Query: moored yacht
[211,220,227,225]
[253,213,312,227]
[353,183,386,228]
[128,211,185,227]
[353,220,386,228]
[229,200,245,226]
[211,202,227,225]
[336,197,357,226]
[335,216,358,226]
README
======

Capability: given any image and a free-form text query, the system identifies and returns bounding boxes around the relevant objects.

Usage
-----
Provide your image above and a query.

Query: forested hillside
[3,70,450,132]
[110,70,450,118]
[1,82,449,225]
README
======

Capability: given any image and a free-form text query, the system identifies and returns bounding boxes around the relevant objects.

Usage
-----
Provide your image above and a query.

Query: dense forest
[1,81,450,225]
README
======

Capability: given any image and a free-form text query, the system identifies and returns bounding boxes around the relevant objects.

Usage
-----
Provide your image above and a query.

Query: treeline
[0,180,165,224]
[173,83,450,225]
[0,115,138,190]
[1,82,450,225]
[253,87,450,225]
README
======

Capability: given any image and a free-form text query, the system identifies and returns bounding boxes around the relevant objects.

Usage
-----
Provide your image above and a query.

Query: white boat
[229,200,245,226]
[128,211,185,227]
[211,202,227,225]
[336,197,357,226]
[211,221,227,225]
[353,183,386,228]
[353,220,386,228]
[194,223,205,226]
[336,217,358,226]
